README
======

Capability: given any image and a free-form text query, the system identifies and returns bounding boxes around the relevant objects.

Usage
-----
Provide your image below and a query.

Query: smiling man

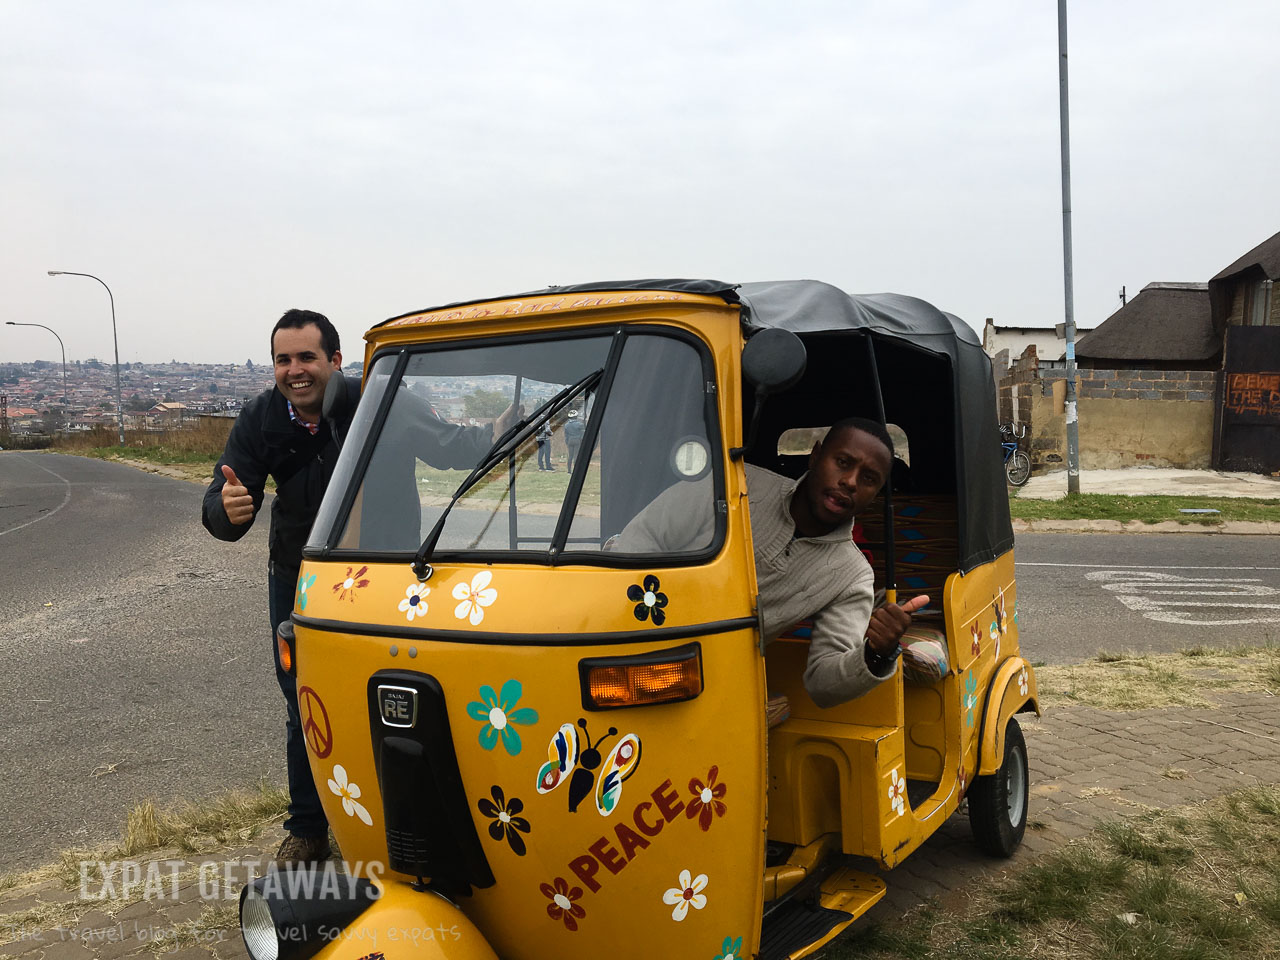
[202,309,357,866]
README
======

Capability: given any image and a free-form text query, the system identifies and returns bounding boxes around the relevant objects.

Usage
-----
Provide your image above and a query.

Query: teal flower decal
[296,572,317,611]
[715,936,744,960]
[964,670,978,727]
[467,679,538,755]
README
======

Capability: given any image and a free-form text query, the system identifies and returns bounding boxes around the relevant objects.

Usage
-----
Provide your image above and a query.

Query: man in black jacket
[203,309,507,865]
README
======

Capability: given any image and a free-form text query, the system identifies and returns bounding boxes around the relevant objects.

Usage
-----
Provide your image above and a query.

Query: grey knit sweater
[615,464,890,708]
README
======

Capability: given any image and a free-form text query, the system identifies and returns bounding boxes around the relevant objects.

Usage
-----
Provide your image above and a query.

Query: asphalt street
[0,451,1276,873]
[0,452,277,872]
[1014,533,1280,664]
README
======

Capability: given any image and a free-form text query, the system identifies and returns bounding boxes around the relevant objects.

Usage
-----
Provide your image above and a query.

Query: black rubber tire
[968,717,1029,857]
[1005,450,1032,486]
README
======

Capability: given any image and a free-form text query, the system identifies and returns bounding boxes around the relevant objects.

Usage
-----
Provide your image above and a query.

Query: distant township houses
[987,229,1280,475]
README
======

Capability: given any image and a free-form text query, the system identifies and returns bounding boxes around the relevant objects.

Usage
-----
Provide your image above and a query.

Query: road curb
[1013,518,1278,535]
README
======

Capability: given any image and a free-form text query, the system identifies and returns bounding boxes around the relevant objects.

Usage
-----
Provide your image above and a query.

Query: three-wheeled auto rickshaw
[240,280,1039,960]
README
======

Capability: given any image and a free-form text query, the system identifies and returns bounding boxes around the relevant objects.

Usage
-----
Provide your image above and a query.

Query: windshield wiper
[411,367,604,580]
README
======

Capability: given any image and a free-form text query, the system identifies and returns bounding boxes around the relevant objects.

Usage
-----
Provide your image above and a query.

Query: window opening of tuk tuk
[308,325,725,567]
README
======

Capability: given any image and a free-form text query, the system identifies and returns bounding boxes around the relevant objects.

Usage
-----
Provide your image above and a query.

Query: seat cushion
[900,623,949,683]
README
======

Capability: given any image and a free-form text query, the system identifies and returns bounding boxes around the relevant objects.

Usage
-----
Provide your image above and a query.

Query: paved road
[0,453,278,872]
[1,452,1275,873]
[1014,533,1280,664]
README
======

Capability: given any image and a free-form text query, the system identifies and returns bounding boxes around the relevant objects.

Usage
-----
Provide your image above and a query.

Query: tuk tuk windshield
[313,328,722,562]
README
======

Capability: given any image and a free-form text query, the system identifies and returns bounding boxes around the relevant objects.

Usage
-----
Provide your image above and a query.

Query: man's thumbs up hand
[220,464,254,526]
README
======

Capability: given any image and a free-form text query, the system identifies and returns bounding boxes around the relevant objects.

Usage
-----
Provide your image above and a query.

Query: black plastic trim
[292,613,756,648]
[578,641,704,711]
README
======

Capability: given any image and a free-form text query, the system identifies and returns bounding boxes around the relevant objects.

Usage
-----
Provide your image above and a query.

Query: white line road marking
[0,455,72,538]
[1085,570,1280,626]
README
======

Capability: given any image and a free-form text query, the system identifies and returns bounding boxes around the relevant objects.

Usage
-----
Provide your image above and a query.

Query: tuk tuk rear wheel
[968,717,1028,857]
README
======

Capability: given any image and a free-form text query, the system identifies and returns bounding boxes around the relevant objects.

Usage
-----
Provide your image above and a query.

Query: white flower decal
[398,583,430,622]
[887,768,906,817]
[662,869,708,921]
[453,570,498,625]
[327,764,373,826]
[1018,665,1029,696]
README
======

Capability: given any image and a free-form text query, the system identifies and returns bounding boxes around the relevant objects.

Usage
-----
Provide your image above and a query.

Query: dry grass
[0,785,287,947]
[833,785,1280,959]
[1035,646,1280,710]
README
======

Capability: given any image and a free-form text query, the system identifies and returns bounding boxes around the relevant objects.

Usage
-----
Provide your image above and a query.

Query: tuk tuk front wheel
[968,717,1028,857]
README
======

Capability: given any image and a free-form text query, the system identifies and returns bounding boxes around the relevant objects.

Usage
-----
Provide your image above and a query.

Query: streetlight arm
[6,321,69,404]
[47,269,123,444]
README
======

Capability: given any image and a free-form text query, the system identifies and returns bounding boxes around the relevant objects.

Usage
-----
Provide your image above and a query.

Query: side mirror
[734,330,806,460]
[741,328,807,394]
[322,369,351,446]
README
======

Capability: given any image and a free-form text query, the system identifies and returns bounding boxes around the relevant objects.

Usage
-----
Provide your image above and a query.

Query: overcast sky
[3,1,1278,365]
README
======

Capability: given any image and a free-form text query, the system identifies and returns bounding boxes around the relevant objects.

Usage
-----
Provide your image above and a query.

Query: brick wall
[1074,369,1217,402]
[994,356,1221,472]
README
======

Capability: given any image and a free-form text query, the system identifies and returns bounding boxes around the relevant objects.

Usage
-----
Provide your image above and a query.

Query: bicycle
[1000,422,1031,486]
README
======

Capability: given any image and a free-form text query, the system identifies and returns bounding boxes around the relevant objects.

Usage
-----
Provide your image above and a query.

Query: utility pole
[1057,0,1081,495]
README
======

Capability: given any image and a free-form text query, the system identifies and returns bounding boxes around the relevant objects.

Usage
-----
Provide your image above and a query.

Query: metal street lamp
[47,270,124,445]
[6,321,68,404]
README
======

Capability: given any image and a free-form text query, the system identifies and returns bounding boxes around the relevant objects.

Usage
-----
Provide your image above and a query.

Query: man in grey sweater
[616,417,925,707]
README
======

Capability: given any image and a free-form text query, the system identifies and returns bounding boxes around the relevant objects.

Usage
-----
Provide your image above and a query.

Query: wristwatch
[863,638,902,676]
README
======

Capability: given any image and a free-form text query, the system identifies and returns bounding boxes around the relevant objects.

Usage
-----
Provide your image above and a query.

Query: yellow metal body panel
[293,296,769,960]
[309,881,499,959]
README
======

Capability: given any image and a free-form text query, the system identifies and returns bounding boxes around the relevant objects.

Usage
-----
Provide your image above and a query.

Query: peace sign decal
[299,686,333,759]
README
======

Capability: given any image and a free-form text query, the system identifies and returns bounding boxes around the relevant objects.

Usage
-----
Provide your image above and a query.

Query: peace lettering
[566,778,686,894]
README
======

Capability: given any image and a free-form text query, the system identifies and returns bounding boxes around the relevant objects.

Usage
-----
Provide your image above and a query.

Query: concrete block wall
[994,362,1220,472]
[1073,369,1217,403]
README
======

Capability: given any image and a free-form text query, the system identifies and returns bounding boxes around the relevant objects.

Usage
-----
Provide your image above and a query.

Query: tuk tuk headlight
[239,869,379,960]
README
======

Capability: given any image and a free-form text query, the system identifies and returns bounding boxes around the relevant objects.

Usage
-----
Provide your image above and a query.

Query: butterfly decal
[535,718,641,815]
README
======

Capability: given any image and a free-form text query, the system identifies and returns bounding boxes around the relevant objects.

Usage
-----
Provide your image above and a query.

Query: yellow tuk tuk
[240,280,1038,960]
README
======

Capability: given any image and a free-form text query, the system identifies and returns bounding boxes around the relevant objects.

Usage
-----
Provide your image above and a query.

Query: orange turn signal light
[580,643,703,710]
[276,621,296,676]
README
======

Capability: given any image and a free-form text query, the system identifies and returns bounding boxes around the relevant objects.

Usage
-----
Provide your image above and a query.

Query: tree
[463,388,509,418]
[209,382,219,394]
[246,359,255,371]
[125,394,151,412]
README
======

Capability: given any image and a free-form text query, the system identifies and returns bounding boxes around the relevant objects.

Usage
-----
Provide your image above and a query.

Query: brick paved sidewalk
[4,690,1279,959]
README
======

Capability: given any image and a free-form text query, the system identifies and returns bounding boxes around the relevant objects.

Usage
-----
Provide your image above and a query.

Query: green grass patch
[828,784,1280,959]
[1009,492,1279,525]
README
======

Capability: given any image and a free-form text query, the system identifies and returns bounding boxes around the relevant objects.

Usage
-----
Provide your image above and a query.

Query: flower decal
[715,936,744,960]
[1018,665,1029,696]
[398,583,430,622]
[970,622,982,657]
[989,618,1000,642]
[957,762,968,798]
[296,572,316,611]
[478,785,531,856]
[964,670,979,727]
[628,575,668,625]
[327,764,373,826]
[333,565,370,601]
[454,570,498,625]
[540,876,585,931]
[662,869,708,921]
[686,766,728,832]
[887,768,906,817]
[992,594,1007,636]
[467,679,538,755]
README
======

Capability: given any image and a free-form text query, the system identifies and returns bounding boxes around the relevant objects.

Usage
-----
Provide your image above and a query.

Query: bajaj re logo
[377,685,418,728]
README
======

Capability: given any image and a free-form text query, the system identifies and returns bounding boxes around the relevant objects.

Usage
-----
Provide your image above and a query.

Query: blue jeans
[269,566,329,839]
